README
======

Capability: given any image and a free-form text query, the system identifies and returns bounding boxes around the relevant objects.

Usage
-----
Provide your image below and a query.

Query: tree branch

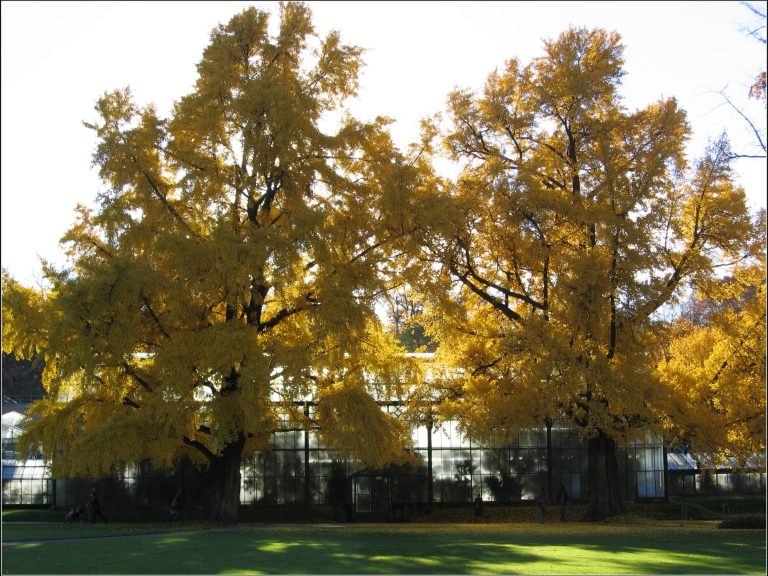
[122,397,141,409]
[182,435,216,463]
[122,362,154,392]
[141,293,170,339]
[450,264,525,325]
[139,167,199,236]
[716,89,766,154]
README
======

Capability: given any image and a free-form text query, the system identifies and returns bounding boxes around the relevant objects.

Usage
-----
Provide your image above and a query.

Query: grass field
[2,521,765,574]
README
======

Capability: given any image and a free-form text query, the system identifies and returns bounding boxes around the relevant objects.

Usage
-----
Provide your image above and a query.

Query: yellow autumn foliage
[1,3,426,521]
[408,25,765,515]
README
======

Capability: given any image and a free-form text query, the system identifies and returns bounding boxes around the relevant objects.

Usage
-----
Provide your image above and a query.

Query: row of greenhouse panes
[240,421,664,505]
[4,420,762,507]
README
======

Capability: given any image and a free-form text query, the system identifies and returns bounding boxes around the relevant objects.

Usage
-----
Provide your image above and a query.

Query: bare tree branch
[715,89,767,155]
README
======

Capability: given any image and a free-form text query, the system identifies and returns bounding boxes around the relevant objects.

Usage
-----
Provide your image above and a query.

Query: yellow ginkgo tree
[658,211,766,468]
[1,3,424,522]
[408,27,763,519]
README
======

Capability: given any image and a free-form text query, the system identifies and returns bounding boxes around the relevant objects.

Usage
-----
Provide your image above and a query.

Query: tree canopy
[2,3,424,522]
[2,7,764,523]
[658,211,766,466]
[405,27,764,518]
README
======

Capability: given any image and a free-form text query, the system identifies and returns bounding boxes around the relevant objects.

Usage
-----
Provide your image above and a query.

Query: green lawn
[2,521,765,574]
[1,519,216,542]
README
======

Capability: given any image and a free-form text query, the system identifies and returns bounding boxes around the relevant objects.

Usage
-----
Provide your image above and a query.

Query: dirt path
[2,522,349,547]
[2,528,229,547]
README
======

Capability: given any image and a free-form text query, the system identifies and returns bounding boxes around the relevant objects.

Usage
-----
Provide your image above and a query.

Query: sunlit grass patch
[153,536,191,546]
[256,542,306,553]
[12,543,43,550]
[2,521,765,574]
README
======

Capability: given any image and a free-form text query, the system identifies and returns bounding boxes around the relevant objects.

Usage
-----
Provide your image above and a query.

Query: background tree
[1,3,423,523]
[383,287,434,352]
[742,0,766,104]
[0,352,44,403]
[657,210,766,467]
[410,27,759,519]
[718,0,766,159]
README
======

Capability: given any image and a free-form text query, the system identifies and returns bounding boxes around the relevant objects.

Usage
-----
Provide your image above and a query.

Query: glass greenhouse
[3,400,763,511]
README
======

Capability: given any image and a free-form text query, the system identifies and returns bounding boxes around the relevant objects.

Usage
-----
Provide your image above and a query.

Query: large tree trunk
[586,430,623,520]
[207,434,245,523]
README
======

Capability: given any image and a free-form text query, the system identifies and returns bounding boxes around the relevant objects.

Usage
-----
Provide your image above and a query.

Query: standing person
[88,490,108,523]
[473,494,484,523]
[170,489,182,521]
[556,485,569,522]
[537,488,548,523]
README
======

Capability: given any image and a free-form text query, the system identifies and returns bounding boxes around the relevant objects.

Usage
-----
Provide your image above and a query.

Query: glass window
[414,426,429,449]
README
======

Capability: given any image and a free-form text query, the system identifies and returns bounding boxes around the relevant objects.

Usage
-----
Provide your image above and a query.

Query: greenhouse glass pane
[655,471,665,496]
[636,473,649,497]
[519,429,534,447]
[571,474,582,499]
[431,427,443,449]
[357,494,370,512]
[414,426,429,448]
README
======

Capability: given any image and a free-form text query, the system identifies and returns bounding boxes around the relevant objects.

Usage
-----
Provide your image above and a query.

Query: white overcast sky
[2,1,766,286]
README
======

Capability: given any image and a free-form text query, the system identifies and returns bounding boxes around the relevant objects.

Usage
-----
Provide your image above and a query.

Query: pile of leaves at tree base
[416,504,590,523]
[718,514,766,529]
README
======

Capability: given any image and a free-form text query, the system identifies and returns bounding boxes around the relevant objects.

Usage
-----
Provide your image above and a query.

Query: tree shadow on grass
[3,530,539,574]
[2,525,765,574]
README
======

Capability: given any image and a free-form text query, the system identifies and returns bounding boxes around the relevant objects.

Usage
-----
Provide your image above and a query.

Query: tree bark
[586,430,623,520]
[207,434,245,523]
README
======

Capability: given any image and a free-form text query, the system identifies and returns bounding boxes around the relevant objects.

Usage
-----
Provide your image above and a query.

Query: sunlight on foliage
[1,3,425,522]
[407,26,765,518]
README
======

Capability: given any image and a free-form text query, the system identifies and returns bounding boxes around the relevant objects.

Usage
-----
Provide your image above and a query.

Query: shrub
[718,514,766,529]
[671,495,766,516]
